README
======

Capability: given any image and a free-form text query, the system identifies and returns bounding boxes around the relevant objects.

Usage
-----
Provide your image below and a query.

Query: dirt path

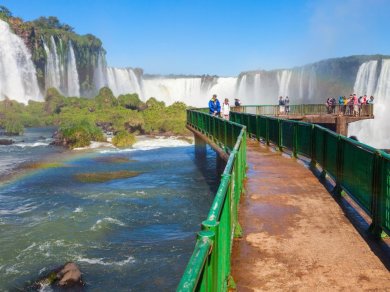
[231,140,390,291]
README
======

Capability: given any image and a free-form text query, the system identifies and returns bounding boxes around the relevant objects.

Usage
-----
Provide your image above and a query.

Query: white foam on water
[91,217,126,231]
[0,203,38,215]
[13,142,50,148]
[98,136,192,154]
[73,207,83,213]
[73,141,114,151]
[76,255,135,266]
[38,282,54,292]
[5,265,19,275]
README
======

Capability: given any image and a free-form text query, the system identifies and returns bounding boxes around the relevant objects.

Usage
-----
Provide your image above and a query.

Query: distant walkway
[231,140,390,291]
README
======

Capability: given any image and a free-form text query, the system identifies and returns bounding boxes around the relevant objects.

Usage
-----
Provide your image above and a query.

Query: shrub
[112,131,136,148]
[59,120,104,149]
[4,119,24,135]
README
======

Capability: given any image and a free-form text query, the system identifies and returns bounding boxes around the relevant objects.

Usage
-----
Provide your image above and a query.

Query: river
[0,128,219,291]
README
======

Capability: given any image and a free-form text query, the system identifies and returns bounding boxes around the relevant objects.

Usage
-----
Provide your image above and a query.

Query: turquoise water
[0,132,219,291]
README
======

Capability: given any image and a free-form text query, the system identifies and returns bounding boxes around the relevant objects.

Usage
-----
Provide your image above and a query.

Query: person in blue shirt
[209,94,221,116]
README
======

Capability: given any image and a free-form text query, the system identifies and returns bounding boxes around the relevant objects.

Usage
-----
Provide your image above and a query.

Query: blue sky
[2,0,389,76]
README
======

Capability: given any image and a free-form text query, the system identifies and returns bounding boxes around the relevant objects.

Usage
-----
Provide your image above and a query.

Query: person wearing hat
[209,94,221,116]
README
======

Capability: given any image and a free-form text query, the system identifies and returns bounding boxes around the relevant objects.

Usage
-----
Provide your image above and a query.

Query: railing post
[320,129,327,180]
[266,117,270,145]
[370,151,384,238]
[333,135,343,196]
[277,119,282,151]
[256,115,260,141]
[292,123,298,158]
[202,219,220,291]
[309,125,316,168]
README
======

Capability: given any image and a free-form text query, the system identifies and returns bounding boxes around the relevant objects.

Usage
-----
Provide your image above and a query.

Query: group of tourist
[278,96,290,114]
[208,95,241,120]
[326,94,374,116]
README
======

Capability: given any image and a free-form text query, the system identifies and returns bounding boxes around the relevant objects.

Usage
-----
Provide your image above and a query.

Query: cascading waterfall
[106,67,143,98]
[307,67,317,100]
[277,70,292,97]
[143,77,204,106]
[353,60,378,96]
[43,36,63,92]
[349,59,390,148]
[0,19,41,103]
[254,73,261,100]
[93,52,108,91]
[66,42,80,97]
[236,75,248,103]
[204,77,237,106]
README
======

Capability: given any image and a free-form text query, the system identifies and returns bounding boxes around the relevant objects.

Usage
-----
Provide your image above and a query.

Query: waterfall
[308,67,317,100]
[206,77,238,105]
[93,52,108,91]
[236,75,247,103]
[106,67,143,98]
[353,60,378,96]
[66,42,80,96]
[43,36,63,92]
[349,59,390,148]
[277,70,292,97]
[254,73,261,101]
[143,77,204,105]
[0,19,41,103]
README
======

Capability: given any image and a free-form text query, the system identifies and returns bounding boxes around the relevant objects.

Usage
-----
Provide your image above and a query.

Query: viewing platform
[232,104,374,136]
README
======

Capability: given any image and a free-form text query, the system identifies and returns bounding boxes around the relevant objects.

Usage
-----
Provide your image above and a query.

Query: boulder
[57,262,82,287]
[29,262,83,290]
[0,139,14,145]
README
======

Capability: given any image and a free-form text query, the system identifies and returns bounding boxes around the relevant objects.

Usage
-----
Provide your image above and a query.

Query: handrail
[230,111,389,238]
[177,110,247,291]
[231,104,374,117]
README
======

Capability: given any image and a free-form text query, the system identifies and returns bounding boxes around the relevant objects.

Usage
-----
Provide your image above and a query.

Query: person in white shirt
[222,98,230,120]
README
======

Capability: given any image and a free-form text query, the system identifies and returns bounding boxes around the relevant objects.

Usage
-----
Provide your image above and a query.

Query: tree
[0,6,12,19]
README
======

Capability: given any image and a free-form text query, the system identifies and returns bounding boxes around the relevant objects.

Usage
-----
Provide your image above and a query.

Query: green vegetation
[0,88,189,148]
[112,131,136,148]
[59,119,105,149]
[74,170,141,183]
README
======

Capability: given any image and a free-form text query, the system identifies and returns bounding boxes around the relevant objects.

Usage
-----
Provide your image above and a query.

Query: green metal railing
[177,110,247,291]
[232,104,374,117]
[230,111,390,237]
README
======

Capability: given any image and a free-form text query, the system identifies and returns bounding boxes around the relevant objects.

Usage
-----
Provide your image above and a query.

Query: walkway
[231,140,390,291]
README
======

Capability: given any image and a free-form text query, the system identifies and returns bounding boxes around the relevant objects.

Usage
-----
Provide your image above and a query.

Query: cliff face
[2,12,104,96]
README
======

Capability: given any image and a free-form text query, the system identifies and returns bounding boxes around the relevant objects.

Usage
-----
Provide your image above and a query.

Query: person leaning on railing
[209,94,221,116]
[278,96,285,114]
